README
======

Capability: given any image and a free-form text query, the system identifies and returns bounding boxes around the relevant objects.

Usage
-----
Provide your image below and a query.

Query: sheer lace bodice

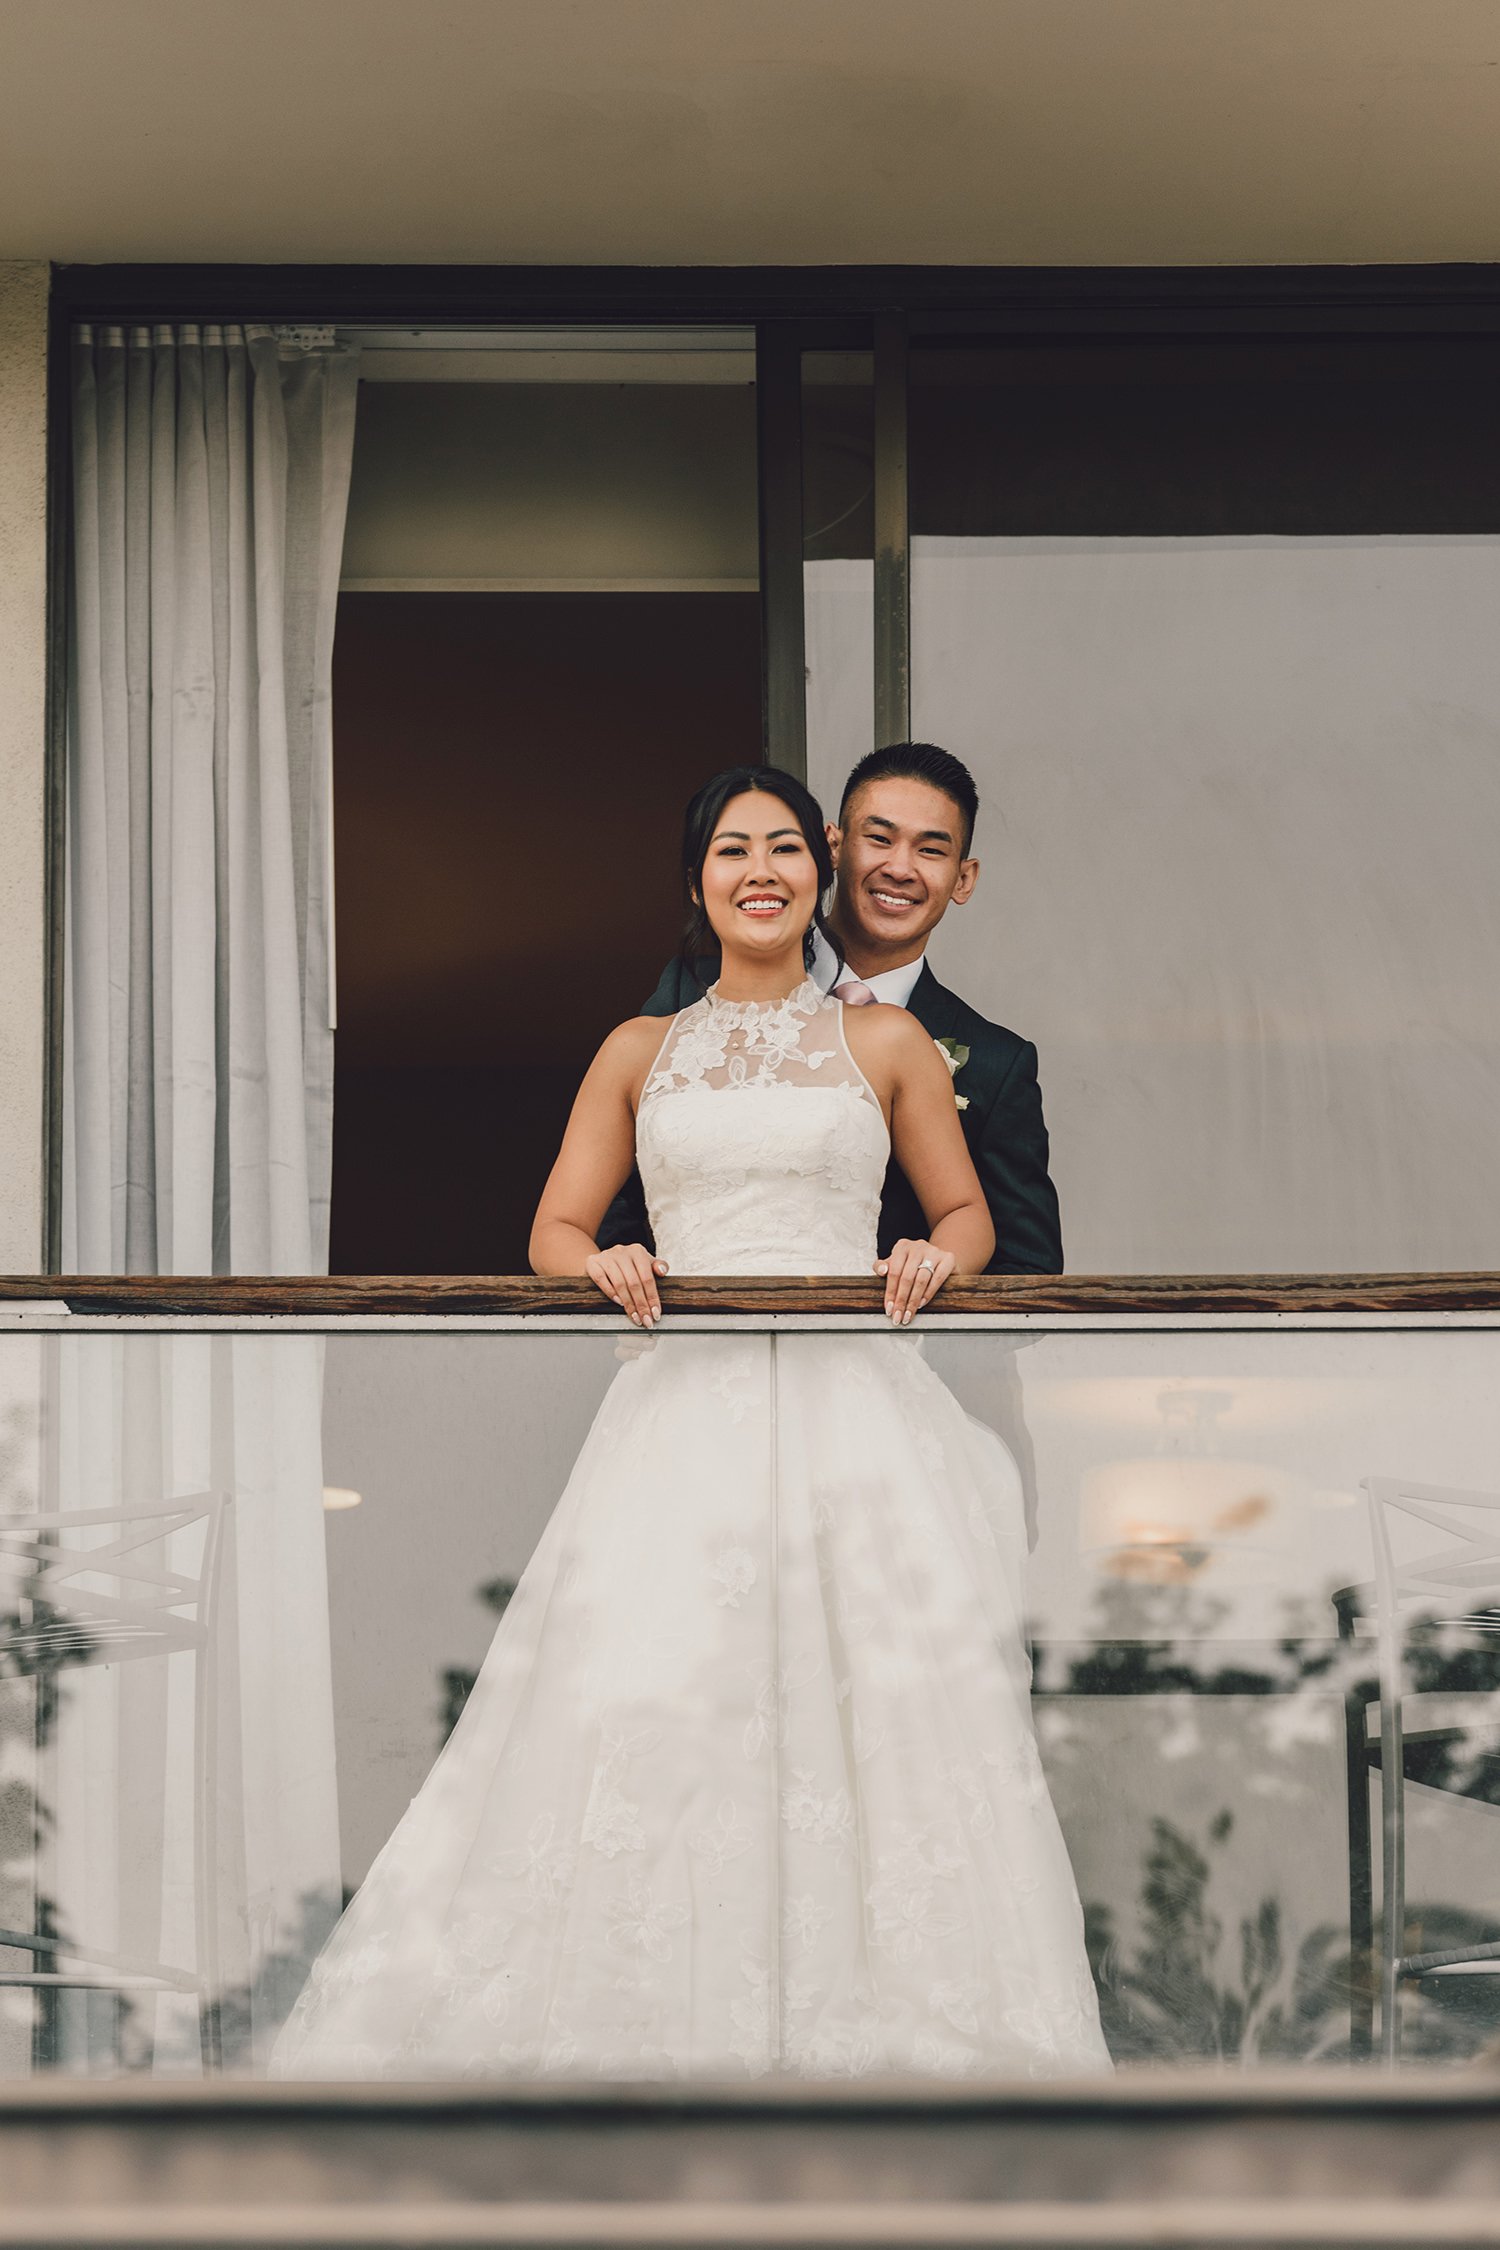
[637,978,888,1276]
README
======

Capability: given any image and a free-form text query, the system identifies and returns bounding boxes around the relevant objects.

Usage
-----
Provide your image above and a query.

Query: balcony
[1,1273,1499,2236]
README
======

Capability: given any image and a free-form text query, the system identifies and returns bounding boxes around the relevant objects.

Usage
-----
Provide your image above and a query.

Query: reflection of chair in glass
[0,1492,229,2070]
[1333,1478,1500,2063]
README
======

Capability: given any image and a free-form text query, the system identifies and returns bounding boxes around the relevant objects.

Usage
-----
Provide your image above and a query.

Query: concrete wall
[0,264,48,1276]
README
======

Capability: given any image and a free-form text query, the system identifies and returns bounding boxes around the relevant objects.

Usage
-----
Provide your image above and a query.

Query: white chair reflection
[1334,1477,1500,2063]
[0,1491,230,2071]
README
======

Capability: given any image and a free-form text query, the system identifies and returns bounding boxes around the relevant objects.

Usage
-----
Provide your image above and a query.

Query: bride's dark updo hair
[679,764,841,979]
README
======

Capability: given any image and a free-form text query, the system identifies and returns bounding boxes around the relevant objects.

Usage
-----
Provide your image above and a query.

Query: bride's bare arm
[844,1007,995,1318]
[530,1019,668,1325]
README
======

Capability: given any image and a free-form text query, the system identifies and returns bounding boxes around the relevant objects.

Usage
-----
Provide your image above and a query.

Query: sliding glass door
[803,329,1500,1274]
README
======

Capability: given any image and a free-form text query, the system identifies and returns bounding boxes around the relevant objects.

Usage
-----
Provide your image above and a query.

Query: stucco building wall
[0,262,48,1275]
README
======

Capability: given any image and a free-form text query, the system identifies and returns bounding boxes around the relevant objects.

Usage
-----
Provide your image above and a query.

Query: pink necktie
[833,978,877,1006]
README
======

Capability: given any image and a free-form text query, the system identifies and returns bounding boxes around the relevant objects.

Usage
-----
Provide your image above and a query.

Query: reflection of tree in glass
[424,1557,1500,2069]
[1394,1607,1500,1805]
[0,1402,98,2068]
[1041,1574,1500,2065]
[1088,1810,1354,2061]
[74,1881,346,2076]
[438,1577,516,1743]
[1089,1809,1500,2064]
[1033,1574,1348,1699]
[193,1885,344,2075]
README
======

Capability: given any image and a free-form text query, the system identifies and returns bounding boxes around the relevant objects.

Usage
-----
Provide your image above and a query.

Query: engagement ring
[918,1258,935,1272]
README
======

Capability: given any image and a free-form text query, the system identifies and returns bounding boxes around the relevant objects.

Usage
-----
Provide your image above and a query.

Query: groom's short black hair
[839,742,979,854]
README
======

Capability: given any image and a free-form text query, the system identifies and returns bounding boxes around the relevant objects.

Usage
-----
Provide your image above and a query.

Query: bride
[272,765,1108,2081]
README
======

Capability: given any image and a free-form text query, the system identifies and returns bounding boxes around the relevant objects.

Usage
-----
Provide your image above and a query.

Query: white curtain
[39,324,359,2072]
[66,320,357,1274]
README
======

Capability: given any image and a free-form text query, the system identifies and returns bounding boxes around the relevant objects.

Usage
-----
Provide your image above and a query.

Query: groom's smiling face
[830,776,979,961]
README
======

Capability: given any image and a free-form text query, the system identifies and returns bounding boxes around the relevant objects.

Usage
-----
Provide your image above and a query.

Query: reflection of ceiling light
[322,1486,363,1512]
[1082,1458,1281,1583]
[1081,1389,1294,1586]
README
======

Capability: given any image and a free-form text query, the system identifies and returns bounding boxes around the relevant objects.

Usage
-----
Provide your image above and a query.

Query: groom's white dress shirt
[809,927,927,1010]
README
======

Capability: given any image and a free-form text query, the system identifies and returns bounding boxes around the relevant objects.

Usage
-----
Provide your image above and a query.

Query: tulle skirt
[271,1333,1109,2080]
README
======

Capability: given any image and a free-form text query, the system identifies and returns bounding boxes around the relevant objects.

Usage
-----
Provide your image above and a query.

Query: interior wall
[810,536,1500,1275]
[341,382,759,588]
[329,590,762,1274]
[0,263,48,1274]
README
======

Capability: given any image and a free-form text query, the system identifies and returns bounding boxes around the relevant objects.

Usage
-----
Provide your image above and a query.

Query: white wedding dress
[272,979,1108,2081]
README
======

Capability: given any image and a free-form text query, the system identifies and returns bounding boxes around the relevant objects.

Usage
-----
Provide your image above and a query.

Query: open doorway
[327,334,762,1273]
[330,590,759,1272]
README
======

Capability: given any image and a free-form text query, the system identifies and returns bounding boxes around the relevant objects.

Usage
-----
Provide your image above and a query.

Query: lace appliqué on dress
[637,979,887,1281]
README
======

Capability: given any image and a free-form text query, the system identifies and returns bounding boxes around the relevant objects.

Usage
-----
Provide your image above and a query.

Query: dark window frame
[45,260,1500,1275]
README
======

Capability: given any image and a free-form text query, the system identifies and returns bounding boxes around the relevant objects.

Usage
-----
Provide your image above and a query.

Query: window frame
[45,260,1500,1282]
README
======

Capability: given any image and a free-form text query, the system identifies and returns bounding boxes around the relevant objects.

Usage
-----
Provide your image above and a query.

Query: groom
[601,741,1064,1274]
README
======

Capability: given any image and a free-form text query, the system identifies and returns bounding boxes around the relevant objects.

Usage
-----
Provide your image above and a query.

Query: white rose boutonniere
[934,1037,970,1111]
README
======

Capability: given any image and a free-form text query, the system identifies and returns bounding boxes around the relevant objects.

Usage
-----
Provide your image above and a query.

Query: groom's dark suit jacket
[597,954,1064,1275]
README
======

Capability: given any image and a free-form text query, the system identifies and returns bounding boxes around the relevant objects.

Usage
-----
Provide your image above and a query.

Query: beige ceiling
[6,0,1500,268]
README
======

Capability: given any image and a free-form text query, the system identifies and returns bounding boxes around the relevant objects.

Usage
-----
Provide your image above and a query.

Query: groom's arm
[973,1038,1064,1275]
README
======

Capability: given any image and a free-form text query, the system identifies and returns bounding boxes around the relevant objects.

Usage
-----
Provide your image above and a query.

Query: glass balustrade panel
[2,1316,1497,2076]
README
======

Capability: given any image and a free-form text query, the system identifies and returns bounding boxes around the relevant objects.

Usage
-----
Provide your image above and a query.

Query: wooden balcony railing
[1,1273,1498,1316]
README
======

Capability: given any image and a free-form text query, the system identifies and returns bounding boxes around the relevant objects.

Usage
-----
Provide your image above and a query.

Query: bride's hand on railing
[585,1245,669,1328]
[877,1240,957,1325]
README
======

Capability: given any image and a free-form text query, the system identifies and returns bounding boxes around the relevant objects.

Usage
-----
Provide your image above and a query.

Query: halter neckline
[702,974,822,1026]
